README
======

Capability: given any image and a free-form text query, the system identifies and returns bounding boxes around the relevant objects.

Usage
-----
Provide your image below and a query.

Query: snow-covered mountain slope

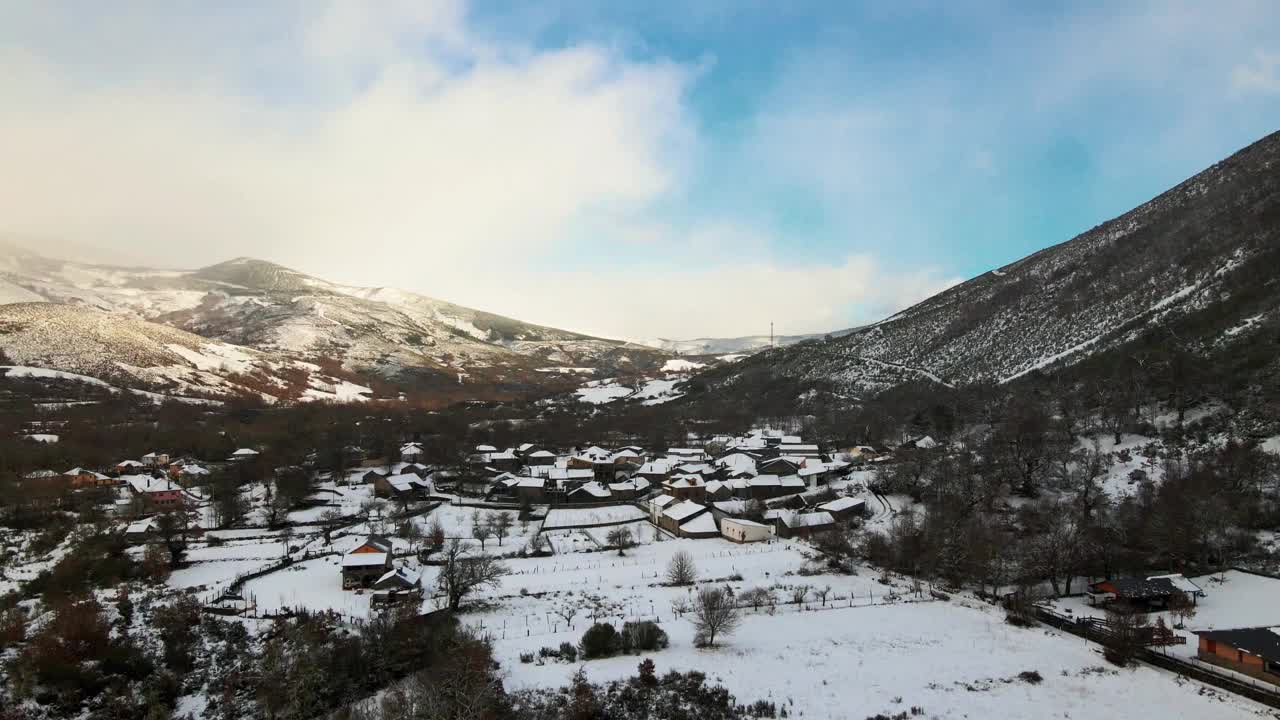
[0,302,370,403]
[0,251,672,393]
[702,129,1280,398]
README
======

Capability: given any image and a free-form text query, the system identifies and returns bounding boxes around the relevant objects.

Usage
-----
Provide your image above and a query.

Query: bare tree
[665,550,697,585]
[427,518,446,550]
[318,508,343,545]
[691,587,740,647]
[815,585,832,607]
[606,526,634,556]
[552,600,578,629]
[741,587,774,612]
[789,584,810,606]
[435,539,509,611]
[472,512,493,550]
[488,511,515,546]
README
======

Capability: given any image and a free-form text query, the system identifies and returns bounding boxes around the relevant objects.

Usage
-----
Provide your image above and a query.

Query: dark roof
[1092,576,1182,599]
[1197,627,1280,663]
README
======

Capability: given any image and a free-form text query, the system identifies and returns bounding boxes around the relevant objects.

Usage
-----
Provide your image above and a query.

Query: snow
[543,505,646,529]
[717,354,747,362]
[24,433,59,443]
[661,358,706,373]
[302,378,372,402]
[575,381,634,404]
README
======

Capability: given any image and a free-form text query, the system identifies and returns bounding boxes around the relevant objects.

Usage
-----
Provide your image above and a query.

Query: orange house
[1196,627,1280,686]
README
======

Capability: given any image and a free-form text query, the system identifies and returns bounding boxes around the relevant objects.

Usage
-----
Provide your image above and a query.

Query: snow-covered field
[543,505,646,529]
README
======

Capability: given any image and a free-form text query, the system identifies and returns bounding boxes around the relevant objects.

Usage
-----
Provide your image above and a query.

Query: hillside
[0,302,371,403]
[0,251,675,397]
[697,130,1280,401]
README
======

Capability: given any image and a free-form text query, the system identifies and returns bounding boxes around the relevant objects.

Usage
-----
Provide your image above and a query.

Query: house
[636,460,672,483]
[1085,576,1193,611]
[703,480,732,502]
[778,443,821,459]
[526,450,556,467]
[229,448,260,462]
[677,511,720,539]
[607,479,642,500]
[373,566,421,592]
[374,473,432,499]
[342,535,394,589]
[125,517,158,543]
[173,464,211,486]
[64,467,115,489]
[819,496,867,523]
[667,448,707,463]
[649,494,678,524]
[515,477,548,504]
[1196,627,1280,686]
[115,459,145,474]
[662,474,707,502]
[400,442,424,462]
[141,452,171,468]
[659,500,709,536]
[764,509,837,539]
[759,457,803,476]
[566,481,611,503]
[123,475,185,510]
[486,449,521,472]
[720,517,773,543]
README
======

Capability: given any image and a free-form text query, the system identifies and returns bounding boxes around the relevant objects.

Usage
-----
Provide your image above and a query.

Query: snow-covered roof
[651,493,677,508]
[783,511,835,528]
[820,497,866,513]
[529,450,555,458]
[122,474,180,494]
[638,461,670,475]
[713,499,751,515]
[780,475,806,488]
[375,567,421,587]
[570,481,610,498]
[126,518,157,534]
[182,464,210,475]
[475,444,498,453]
[1147,573,1205,596]
[117,460,144,467]
[662,500,707,522]
[679,512,718,534]
[231,448,259,456]
[342,552,389,568]
[749,474,781,487]
[517,477,546,488]
[722,517,769,528]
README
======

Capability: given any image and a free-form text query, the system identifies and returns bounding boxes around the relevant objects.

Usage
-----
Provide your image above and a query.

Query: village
[4,425,1280,719]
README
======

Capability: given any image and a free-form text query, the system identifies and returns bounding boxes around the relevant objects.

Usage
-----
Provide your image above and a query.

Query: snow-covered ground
[542,505,646,529]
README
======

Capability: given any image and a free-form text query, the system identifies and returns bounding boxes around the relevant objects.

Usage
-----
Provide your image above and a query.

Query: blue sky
[2,1,1278,338]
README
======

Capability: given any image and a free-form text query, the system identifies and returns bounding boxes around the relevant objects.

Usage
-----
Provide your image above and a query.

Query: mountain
[698,129,1280,401]
[0,302,371,404]
[633,329,856,357]
[0,250,676,399]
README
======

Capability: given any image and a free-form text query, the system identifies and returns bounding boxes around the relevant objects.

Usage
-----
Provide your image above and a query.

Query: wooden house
[342,535,394,589]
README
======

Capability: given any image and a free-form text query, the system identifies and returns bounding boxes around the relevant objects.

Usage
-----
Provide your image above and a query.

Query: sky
[1,1,1278,340]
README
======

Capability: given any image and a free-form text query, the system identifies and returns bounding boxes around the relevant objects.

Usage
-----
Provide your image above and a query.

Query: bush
[558,642,578,663]
[621,621,668,653]
[580,623,621,659]
[1018,670,1043,684]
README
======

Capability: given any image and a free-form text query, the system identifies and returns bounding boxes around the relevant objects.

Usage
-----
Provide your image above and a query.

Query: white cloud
[1232,49,1280,94]
[0,1,950,339]
[466,254,959,340]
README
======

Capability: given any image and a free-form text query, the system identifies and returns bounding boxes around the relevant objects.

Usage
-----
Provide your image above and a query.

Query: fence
[469,588,939,643]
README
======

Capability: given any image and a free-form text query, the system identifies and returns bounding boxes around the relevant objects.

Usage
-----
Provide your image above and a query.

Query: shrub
[519,652,535,664]
[580,623,621,659]
[558,642,578,663]
[1018,670,1043,684]
[621,621,668,653]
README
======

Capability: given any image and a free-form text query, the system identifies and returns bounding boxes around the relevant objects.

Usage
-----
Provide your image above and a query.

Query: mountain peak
[194,257,328,293]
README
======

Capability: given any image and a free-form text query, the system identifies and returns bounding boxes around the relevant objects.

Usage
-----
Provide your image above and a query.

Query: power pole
[770,322,774,348]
